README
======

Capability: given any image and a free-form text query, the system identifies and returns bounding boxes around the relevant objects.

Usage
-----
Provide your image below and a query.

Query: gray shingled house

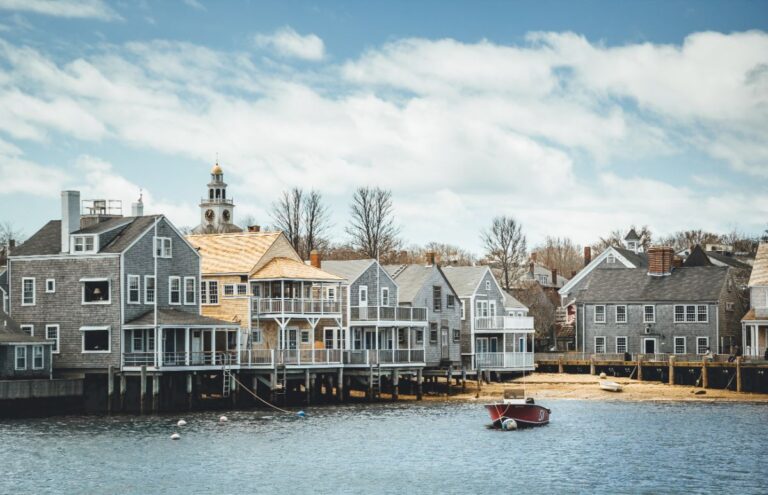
[742,243,768,357]
[8,191,239,378]
[384,254,462,369]
[1,309,53,379]
[569,246,745,356]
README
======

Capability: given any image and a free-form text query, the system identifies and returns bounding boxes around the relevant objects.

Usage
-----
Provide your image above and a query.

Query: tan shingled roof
[251,257,342,281]
[749,243,768,287]
[186,232,282,274]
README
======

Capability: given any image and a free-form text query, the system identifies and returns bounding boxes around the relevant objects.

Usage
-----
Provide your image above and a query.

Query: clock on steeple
[191,161,244,234]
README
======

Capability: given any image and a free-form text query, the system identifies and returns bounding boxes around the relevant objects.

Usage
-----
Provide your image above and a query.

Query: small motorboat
[485,389,550,428]
[599,380,622,392]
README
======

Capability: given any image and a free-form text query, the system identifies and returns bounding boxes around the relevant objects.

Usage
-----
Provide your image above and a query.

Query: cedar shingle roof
[503,291,527,310]
[0,311,52,344]
[251,257,341,281]
[320,259,376,284]
[186,232,282,274]
[124,308,239,327]
[576,266,728,303]
[749,243,768,287]
[10,220,62,256]
[441,266,490,298]
[383,264,460,303]
[614,248,648,268]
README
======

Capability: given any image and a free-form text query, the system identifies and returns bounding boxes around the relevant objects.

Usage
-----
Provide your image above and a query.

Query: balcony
[252,297,342,317]
[122,351,238,369]
[350,306,428,324]
[278,349,343,366]
[343,349,425,366]
[475,352,534,370]
[475,316,534,331]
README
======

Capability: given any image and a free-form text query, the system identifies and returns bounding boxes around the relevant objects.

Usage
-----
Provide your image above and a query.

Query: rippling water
[2,400,766,495]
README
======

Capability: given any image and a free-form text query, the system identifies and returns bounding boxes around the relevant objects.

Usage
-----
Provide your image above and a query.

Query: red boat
[485,389,550,428]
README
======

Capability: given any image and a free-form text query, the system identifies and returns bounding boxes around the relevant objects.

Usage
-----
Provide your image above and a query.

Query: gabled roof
[186,232,283,274]
[441,265,493,298]
[125,308,239,327]
[0,268,7,294]
[320,259,376,284]
[251,257,341,281]
[0,312,52,344]
[682,245,713,267]
[503,291,527,310]
[749,243,768,287]
[705,251,752,270]
[624,229,641,241]
[524,263,570,288]
[575,266,729,303]
[74,217,134,235]
[559,246,646,296]
[383,264,459,303]
[614,248,648,268]
[10,220,61,256]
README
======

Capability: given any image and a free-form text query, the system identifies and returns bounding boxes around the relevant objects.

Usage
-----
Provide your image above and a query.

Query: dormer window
[606,253,616,264]
[154,237,172,258]
[627,241,637,252]
[72,235,97,254]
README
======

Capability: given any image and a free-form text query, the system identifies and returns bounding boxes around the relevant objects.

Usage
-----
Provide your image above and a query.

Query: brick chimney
[8,239,15,252]
[248,225,261,233]
[584,246,592,267]
[647,246,674,276]
[672,256,683,269]
[310,249,321,269]
[551,268,558,286]
[426,251,436,266]
[571,270,577,279]
[529,261,534,276]
[531,252,537,263]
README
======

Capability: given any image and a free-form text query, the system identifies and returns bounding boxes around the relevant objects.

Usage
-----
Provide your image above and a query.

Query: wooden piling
[668,356,675,385]
[305,369,311,405]
[119,373,126,412]
[636,357,643,382]
[337,368,344,402]
[392,369,399,401]
[461,368,467,391]
[446,367,453,396]
[736,357,742,392]
[416,368,423,400]
[139,365,147,415]
[152,374,159,413]
[702,359,709,389]
[558,357,564,374]
[107,366,114,414]
[589,356,596,375]
[187,373,193,411]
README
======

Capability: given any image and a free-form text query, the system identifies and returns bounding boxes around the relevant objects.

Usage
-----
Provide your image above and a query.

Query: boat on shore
[599,380,623,392]
[484,389,551,428]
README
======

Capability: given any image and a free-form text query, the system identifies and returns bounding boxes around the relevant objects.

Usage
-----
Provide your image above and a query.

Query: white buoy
[599,372,607,379]
[170,433,181,440]
[177,419,187,427]
[501,418,518,431]
[219,415,228,423]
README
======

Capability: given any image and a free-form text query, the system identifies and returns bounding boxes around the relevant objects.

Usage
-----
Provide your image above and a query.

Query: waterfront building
[8,191,239,379]
[191,162,243,235]
[742,243,768,357]
[565,245,746,356]
[186,231,344,368]
[384,252,462,369]
[1,308,53,379]
[441,265,535,373]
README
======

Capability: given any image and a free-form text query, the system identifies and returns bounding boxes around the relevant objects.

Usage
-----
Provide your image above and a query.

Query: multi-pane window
[22,278,35,305]
[485,281,491,291]
[674,305,708,323]
[252,328,263,344]
[615,305,627,323]
[429,323,438,343]
[674,336,686,354]
[144,276,155,304]
[643,305,655,323]
[447,295,455,308]
[381,287,390,306]
[697,306,708,322]
[224,284,235,297]
[674,305,685,322]
[201,280,219,305]
[46,325,60,353]
[72,235,96,253]
[154,237,172,258]
[184,277,196,304]
[301,331,310,344]
[696,337,709,354]
[15,347,26,370]
[237,284,248,296]
[594,305,606,323]
[607,253,616,264]
[433,286,442,312]
[686,305,696,322]
[616,336,627,353]
[453,328,460,343]
[169,277,181,304]
[415,329,424,344]
[32,346,44,370]
[127,275,140,303]
[595,336,606,353]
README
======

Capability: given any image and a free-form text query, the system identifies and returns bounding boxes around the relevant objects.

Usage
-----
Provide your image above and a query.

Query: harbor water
[1,400,766,495]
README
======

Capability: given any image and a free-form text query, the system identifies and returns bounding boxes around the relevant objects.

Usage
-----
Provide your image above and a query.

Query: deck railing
[122,351,238,368]
[277,349,343,365]
[475,352,534,369]
[252,297,341,316]
[535,352,725,363]
[343,349,425,365]
[350,306,428,322]
[474,316,534,331]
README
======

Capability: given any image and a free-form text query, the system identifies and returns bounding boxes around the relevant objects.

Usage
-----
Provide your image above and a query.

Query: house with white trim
[742,243,768,357]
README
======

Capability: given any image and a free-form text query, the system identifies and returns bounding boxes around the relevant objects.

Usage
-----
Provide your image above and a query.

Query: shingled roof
[186,232,283,274]
[124,308,239,327]
[321,259,376,284]
[251,257,341,281]
[442,266,492,298]
[749,243,768,287]
[615,247,648,268]
[383,264,460,303]
[575,266,729,303]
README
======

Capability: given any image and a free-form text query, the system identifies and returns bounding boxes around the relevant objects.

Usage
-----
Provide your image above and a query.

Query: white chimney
[131,193,144,217]
[61,190,80,253]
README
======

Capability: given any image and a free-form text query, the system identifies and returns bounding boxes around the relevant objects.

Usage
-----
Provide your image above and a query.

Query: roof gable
[559,246,640,296]
[749,243,768,287]
[186,231,282,275]
[251,257,341,281]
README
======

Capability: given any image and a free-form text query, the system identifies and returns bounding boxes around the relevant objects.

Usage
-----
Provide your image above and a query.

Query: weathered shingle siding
[718,271,747,351]
[123,218,200,322]
[750,286,768,310]
[409,267,461,366]
[10,256,122,370]
[475,270,506,316]
[0,344,51,378]
[349,262,398,307]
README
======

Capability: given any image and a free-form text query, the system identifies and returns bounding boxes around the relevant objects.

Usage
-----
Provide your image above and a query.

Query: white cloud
[0,0,120,21]
[182,0,206,11]
[254,27,325,61]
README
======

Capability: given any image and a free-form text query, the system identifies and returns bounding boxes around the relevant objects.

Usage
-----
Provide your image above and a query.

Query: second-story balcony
[350,306,428,325]
[475,315,534,331]
[252,297,342,317]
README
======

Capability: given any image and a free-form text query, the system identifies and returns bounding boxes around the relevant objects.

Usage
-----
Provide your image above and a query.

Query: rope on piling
[228,372,293,415]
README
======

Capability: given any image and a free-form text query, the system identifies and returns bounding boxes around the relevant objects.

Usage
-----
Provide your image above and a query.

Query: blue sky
[0,0,767,252]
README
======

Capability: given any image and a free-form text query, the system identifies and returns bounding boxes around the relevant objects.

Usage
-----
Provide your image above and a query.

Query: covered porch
[742,309,768,358]
[122,309,240,371]
[345,325,426,367]
[473,330,534,371]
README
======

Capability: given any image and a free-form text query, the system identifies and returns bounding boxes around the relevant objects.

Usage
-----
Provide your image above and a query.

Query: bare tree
[302,190,331,259]
[239,214,257,230]
[346,187,400,259]
[532,236,583,277]
[270,188,303,253]
[592,225,652,253]
[0,221,24,246]
[481,216,527,290]
[657,229,722,251]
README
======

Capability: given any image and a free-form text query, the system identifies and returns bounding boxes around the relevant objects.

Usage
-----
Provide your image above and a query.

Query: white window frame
[594,305,606,324]
[594,336,606,354]
[643,305,655,324]
[300,330,310,344]
[71,235,97,254]
[461,300,466,320]
[453,328,460,343]
[615,336,628,354]
[32,345,44,370]
[154,236,172,258]
[359,285,368,305]
[184,277,196,305]
[202,280,219,305]
[485,280,491,291]
[223,284,235,297]
[144,275,155,304]
[696,337,709,355]
[674,304,708,323]
[168,276,181,305]
[325,287,336,301]
[237,284,248,296]
[81,278,111,305]
[615,305,627,324]
[674,305,685,323]
[415,329,424,344]
[674,336,686,354]
[127,275,141,304]
[381,287,390,306]
[45,278,56,293]
[697,305,708,323]
[46,324,60,354]
[15,346,26,370]
[81,326,111,353]
[643,337,657,354]
[21,324,34,336]
[22,277,35,306]
[606,253,616,264]
[251,328,263,344]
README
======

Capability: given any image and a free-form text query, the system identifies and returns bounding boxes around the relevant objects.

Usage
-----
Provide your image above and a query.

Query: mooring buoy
[296,410,306,418]
[170,433,181,440]
[219,415,229,423]
[177,419,187,427]
[501,418,518,431]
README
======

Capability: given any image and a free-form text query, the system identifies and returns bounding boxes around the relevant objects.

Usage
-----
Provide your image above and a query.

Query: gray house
[742,242,768,357]
[1,309,53,379]
[569,246,745,356]
[8,191,239,377]
[442,265,534,373]
[384,254,462,368]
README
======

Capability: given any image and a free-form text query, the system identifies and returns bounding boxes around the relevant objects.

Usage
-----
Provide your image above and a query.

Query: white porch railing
[277,349,343,365]
[351,306,428,322]
[474,316,534,331]
[343,349,425,365]
[475,352,534,369]
[252,297,341,316]
[122,351,238,368]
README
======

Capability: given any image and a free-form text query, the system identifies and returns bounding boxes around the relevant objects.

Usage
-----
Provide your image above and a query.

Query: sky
[0,0,767,253]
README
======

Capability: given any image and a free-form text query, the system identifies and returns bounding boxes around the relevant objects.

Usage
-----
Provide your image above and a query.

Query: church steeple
[192,160,243,234]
